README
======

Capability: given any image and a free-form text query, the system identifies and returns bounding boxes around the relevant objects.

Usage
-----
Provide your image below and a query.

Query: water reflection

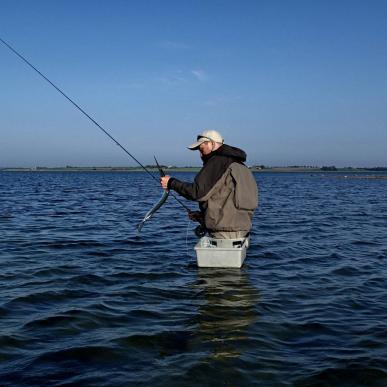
[193,268,259,361]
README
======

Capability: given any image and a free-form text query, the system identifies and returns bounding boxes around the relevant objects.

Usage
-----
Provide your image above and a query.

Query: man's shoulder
[216,144,247,162]
[197,153,235,183]
[229,161,250,174]
[205,153,235,170]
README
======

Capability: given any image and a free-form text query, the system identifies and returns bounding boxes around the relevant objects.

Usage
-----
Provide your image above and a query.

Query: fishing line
[0,36,191,212]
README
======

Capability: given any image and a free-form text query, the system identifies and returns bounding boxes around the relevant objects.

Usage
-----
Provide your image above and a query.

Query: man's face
[199,141,213,158]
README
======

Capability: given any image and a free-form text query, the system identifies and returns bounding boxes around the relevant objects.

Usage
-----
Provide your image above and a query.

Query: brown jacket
[198,162,258,231]
[168,144,258,232]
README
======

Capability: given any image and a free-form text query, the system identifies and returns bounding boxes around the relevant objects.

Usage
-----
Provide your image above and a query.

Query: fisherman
[160,130,258,239]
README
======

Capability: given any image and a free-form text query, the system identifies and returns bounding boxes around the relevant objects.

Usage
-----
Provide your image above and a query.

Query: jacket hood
[202,144,246,164]
[216,144,246,161]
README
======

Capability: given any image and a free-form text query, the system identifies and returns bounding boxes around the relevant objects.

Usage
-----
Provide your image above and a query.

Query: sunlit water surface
[1,171,387,386]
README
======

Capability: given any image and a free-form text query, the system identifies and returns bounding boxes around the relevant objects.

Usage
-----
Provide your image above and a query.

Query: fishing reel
[194,225,206,238]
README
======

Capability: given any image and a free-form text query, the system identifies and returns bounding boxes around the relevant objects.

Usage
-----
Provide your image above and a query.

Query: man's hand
[160,176,170,190]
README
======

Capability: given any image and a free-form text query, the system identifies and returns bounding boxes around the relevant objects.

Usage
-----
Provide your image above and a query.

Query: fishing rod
[0,36,191,212]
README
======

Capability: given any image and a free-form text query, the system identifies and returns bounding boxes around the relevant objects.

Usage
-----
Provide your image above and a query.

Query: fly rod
[0,36,190,212]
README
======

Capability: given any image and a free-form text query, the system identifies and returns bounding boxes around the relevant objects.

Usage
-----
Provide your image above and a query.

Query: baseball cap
[187,130,224,150]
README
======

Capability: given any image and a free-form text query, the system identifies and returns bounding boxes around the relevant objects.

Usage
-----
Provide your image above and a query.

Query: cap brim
[187,139,204,150]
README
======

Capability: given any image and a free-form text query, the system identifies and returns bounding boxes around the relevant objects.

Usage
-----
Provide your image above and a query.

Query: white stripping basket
[194,236,250,268]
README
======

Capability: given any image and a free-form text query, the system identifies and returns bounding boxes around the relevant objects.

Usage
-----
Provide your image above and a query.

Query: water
[1,171,387,386]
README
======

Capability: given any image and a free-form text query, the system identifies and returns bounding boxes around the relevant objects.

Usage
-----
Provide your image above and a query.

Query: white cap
[187,130,224,150]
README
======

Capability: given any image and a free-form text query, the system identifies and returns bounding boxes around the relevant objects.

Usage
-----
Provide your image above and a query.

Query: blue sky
[1,0,386,167]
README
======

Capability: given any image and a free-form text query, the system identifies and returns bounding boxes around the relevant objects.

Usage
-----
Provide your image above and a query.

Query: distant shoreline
[1,166,387,173]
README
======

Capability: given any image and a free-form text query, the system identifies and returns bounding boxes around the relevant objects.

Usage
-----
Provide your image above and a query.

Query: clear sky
[1,0,386,167]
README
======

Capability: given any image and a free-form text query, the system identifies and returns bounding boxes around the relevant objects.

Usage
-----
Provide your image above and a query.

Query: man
[160,130,258,239]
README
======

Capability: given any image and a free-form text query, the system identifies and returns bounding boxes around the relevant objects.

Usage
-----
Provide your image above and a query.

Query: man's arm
[159,158,225,201]
[160,155,234,201]
[160,175,202,201]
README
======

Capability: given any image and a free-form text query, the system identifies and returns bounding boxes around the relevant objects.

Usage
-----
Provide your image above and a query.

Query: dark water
[1,171,387,386]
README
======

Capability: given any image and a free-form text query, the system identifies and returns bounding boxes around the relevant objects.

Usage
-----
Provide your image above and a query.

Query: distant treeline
[320,166,387,171]
[363,167,387,171]
[251,165,387,171]
[2,165,387,172]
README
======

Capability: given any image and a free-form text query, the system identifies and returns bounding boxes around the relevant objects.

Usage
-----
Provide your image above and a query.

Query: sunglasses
[197,135,212,142]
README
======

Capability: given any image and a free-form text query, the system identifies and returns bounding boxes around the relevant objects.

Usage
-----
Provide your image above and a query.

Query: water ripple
[1,171,387,385]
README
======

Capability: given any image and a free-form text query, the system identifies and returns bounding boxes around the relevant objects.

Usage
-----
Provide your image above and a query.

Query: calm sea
[1,171,387,386]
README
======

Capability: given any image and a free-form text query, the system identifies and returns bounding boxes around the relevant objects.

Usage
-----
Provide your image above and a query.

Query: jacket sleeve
[168,156,231,201]
[168,178,201,201]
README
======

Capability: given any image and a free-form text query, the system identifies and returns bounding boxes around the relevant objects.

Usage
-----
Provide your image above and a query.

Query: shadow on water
[171,268,260,387]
